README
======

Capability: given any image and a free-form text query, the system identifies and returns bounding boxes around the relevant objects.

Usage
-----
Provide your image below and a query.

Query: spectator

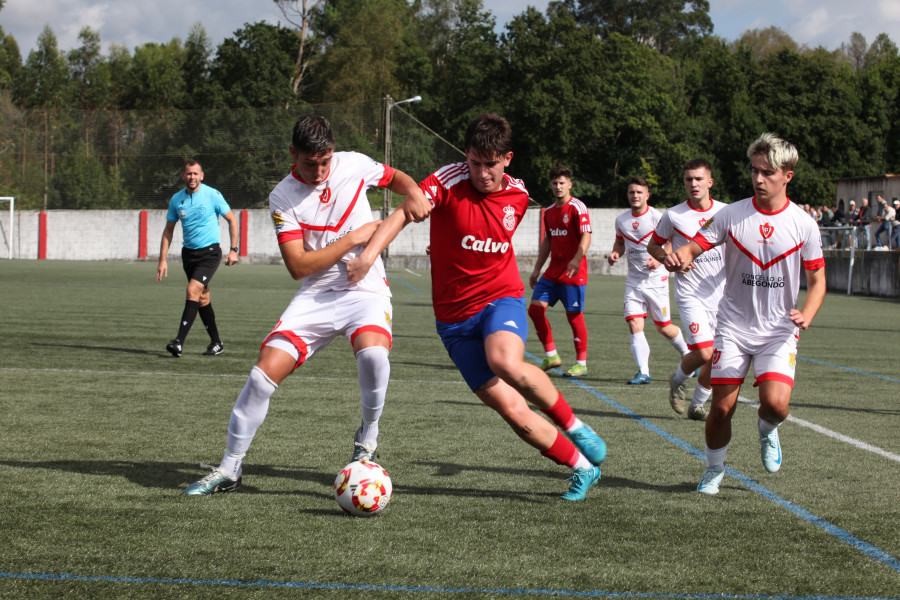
[892,200,900,249]
[857,198,872,249]
[872,195,894,249]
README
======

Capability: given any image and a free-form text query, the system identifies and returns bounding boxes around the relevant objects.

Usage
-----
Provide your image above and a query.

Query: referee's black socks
[175,300,200,342]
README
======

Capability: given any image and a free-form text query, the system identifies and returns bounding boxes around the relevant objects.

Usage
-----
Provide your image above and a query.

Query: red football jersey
[420,162,530,323]
[542,197,591,285]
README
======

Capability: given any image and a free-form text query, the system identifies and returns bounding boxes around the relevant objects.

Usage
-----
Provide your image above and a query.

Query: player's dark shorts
[435,296,529,391]
[181,244,222,286]
[530,277,586,312]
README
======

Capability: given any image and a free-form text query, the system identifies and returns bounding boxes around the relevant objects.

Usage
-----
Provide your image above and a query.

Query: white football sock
[689,384,712,409]
[356,346,390,447]
[669,329,689,356]
[673,363,690,386]
[705,444,728,469]
[758,417,782,436]
[630,332,650,374]
[220,365,278,479]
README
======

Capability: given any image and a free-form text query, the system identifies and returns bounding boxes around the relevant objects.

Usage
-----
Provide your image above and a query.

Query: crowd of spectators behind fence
[805,195,900,250]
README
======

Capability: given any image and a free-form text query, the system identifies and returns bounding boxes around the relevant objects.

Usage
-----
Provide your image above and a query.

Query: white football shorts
[677,300,718,351]
[710,327,799,388]
[623,284,672,326]
[262,289,393,369]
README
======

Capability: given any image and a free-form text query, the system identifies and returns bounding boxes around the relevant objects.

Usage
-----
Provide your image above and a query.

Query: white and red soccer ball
[333,460,392,517]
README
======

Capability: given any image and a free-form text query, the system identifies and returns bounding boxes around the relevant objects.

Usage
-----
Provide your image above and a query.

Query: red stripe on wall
[240,209,248,256]
[539,207,546,244]
[38,211,47,259]
[138,210,148,259]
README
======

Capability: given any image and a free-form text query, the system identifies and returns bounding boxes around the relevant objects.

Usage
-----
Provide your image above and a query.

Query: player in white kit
[648,159,726,421]
[664,133,826,495]
[608,177,689,385]
[183,116,430,495]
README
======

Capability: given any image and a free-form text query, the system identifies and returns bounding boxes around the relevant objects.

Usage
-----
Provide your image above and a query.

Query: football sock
[689,384,712,409]
[540,392,577,430]
[705,444,728,469]
[758,417,782,436]
[566,311,588,362]
[356,346,390,447]
[673,363,690,386]
[630,332,650,374]
[198,303,220,343]
[540,431,579,468]
[175,299,200,342]
[527,304,554,351]
[669,329,689,356]
[221,366,278,479]
[565,416,585,433]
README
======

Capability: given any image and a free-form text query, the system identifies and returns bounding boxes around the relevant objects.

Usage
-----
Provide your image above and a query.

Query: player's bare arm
[790,267,826,330]
[529,236,552,288]
[390,171,431,223]
[646,237,668,264]
[280,220,382,281]
[223,211,239,266]
[607,238,624,266]
[156,221,176,281]
[565,231,591,278]
[346,193,423,283]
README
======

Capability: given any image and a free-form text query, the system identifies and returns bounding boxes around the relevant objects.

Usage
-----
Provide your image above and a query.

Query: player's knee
[527,303,545,320]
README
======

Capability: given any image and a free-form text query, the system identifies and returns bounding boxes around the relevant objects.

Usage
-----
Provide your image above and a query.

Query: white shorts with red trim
[677,300,718,351]
[624,284,672,326]
[710,327,799,388]
[262,289,392,369]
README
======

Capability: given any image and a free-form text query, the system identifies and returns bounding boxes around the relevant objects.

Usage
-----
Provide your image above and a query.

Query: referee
[156,160,239,357]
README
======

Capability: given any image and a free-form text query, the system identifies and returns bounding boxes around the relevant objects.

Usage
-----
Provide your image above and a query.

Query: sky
[1,0,899,56]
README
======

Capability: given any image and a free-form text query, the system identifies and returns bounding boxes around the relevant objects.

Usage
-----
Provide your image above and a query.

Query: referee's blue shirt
[166,184,232,250]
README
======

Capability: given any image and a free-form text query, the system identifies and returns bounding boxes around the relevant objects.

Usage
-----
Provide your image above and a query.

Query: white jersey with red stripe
[420,162,530,323]
[652,199,727,304]
[614,206,669,289]
[269,151,394,296]
[693,197,825,341]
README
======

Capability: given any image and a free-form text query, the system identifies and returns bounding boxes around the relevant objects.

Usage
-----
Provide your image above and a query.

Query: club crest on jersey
[632,220,639,230]
[690,322,700,334]
[271,211,285,230]
[503,205,516,231]
[702,217,714,229]
[319,185,332,204]
[699,218,709,228]
[712,348,721,364]
[760,222,774,240]
[562,214,570,225]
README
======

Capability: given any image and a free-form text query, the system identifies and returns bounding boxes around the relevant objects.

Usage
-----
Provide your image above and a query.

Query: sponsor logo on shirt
[549,228,568,237]
[742,272,787,288]
[461,235,510,253]
[702,217,714,229]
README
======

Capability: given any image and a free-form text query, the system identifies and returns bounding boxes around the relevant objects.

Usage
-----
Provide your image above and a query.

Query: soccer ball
[333,460,392,517]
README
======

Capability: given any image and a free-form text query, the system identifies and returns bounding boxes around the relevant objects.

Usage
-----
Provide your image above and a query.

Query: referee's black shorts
[181,244,222,286]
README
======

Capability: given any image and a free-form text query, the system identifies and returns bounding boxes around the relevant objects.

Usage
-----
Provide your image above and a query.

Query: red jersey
[420,162,530,323]
[542,197,591,285]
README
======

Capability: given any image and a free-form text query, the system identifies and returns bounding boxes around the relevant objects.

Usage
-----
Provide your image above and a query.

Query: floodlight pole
[382,94,421,258]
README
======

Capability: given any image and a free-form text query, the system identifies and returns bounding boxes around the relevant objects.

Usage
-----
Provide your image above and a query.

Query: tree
[734,26,798,61]
[573,0,712,54]
[841,32,868,72]
[210,22,298,107]
[121,40,186,109]
[273,0,325,97]
[0,26,21,91]
[182,23,215,108]
[68,27,112,110]
[14,25,69,108]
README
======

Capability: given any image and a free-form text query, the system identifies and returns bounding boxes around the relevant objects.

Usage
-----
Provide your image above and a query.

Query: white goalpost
[0,197,14,259]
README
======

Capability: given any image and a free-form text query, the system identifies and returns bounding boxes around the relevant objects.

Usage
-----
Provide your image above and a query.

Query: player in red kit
[528,167,592,378]
[349,113,607,501]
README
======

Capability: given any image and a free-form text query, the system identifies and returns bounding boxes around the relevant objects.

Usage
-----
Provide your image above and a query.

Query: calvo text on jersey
[461,235,510,253]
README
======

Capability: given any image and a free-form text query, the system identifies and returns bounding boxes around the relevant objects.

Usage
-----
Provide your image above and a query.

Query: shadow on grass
[31,342,161,356]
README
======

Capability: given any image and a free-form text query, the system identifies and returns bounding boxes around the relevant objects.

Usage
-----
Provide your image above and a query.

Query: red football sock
[528,303,555,352]
[540,431,579,468]
[566,311,588,362]
[540,392,576,430]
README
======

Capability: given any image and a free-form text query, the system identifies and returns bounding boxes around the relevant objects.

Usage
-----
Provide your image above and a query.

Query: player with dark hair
[608,177,689,385]
[182,116,430,495]
[647,158,727,420]
[664,133,826,494]
[156,160,238,357]
[348,113,607,501]
[528,166,592,377]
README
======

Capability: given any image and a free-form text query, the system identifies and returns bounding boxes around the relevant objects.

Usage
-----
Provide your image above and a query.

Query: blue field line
[1,572,897,600]
[538,357,900,575]
[797,357,900,383]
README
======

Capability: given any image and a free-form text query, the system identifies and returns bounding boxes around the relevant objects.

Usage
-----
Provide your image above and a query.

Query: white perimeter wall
[0,208,628,275]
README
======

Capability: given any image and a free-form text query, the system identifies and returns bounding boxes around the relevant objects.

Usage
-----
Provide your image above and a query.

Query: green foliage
[13,25,69,108]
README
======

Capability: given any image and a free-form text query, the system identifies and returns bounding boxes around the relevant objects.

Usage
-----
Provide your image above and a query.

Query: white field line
[738,396,900,464]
